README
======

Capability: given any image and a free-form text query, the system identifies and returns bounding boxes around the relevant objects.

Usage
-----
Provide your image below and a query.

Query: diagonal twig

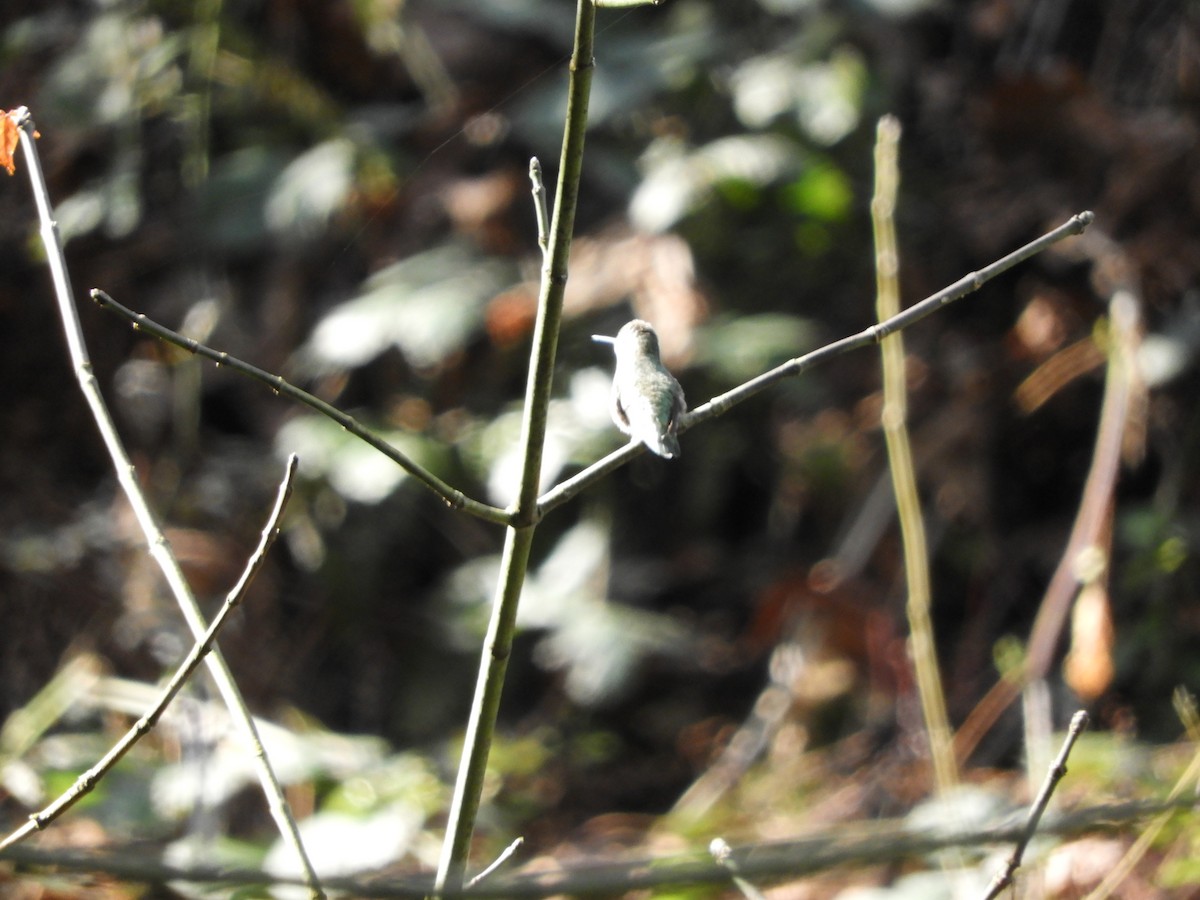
[0,455,299,852]
[11,106,325,899]
[90,289,512,527]
[954,281,1141,764]
[982,709,1090,900]
[465,836,525,889]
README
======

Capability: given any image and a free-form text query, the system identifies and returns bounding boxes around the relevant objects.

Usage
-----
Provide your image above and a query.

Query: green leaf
[302,243,516,371]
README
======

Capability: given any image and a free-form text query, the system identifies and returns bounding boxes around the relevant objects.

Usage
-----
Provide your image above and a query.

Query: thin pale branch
[0,455,298,852]
[466,837,525,889]
[11,107,324,899]
[983,710,1089,900]
[536,209,1095,518]
[89,289,513,527]
[529,157,549,253]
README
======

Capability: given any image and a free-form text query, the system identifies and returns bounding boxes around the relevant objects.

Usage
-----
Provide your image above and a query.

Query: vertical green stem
[433,2,596,893]
[871,115,958,794]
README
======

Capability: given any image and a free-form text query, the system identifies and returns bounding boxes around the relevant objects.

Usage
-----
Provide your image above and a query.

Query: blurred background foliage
[2,0,1200,894]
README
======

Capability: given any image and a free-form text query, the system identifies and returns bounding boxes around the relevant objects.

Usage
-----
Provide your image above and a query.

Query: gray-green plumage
[594,319,687,459]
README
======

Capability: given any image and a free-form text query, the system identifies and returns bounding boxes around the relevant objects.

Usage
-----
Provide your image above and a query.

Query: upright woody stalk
[432,0,596,892]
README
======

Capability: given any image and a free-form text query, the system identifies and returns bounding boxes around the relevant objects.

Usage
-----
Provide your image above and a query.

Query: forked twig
[434,1,598,893]
[0,455,299,852]
[98,211,1094,530]
[982,710,1090,900]
[11,107,324,899]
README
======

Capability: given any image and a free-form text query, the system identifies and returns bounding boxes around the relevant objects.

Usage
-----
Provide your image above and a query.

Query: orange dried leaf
[0,108,36,175]
[0,112,20,175]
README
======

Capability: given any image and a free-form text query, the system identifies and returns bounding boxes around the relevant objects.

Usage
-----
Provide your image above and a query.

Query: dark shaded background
[1,0,1199,891]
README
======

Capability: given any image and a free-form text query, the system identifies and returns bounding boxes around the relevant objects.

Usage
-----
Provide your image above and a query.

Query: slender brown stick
[0,455,299,852]
[955,286,1140,763]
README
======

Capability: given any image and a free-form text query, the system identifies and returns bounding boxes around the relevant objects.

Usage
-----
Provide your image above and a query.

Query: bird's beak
[591,334,616,345]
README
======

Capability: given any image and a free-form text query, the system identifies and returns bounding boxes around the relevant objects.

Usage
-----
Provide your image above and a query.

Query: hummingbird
[593,319,687,459]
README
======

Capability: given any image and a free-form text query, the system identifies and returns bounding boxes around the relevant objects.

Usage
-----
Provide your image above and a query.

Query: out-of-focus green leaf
[53,149,144,242]
[1160,854,1200,889]
[630,134,803,233]
[265,138,357,241]
[323,753,443,818]
[731,46,867,145]
[693,314,820,384]
[781,162,853,222]
[511,10,716,146]
[301,243,516,372]
[40,10,183,127]
[193,146,291,252]
[163,832,269,897]
[861,0,943,15]
[440,518,689,705]
[276,415,452,505]
[469,368,615,506]
[263,805,425,880]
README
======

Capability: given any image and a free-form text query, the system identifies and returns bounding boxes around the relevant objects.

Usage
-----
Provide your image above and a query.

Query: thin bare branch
[955,280,1140,763]
[871,114,958,794]
[0,456,299,852]
[982,710,1090,900]
[466,837,525,889]
[90,289,512,526]
[12,107,324,899]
